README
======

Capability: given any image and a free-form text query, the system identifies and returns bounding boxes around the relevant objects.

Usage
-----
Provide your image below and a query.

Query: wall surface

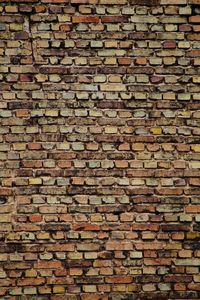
[0,0,200,299]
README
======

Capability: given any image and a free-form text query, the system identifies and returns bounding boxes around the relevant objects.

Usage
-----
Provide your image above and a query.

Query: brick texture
[0,0,200,299]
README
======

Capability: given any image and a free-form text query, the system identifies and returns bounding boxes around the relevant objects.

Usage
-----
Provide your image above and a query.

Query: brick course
[0,0,200,298]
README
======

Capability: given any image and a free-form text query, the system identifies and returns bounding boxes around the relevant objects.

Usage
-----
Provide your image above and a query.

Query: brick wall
[0,0,200,298]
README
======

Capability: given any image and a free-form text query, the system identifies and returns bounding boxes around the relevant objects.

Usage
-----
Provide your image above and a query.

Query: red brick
[35,5,46,12]
[0,0,199,297]
[156,188,183,195]
[135,57,147,65]
[17,278,45,286]
[73,224,100,231]
[0,188,12,196]
[189,178,200,186]
[21,160,42,168]
[118,58,132,65]
[101,16,127,23]
[16,109,30,118]
[46,244,75,252]
[163,40,176,49]
[185,205,200,213]
[29,214,42,222]
[189,16,200,23]
[193,25,200,32]
[106,241,133,250]
[105,276,133,283]
[34,261,62,269]
[179,24,192,32]
[72,16,99,23]
[150,76,164,83]
[57,161,72,168]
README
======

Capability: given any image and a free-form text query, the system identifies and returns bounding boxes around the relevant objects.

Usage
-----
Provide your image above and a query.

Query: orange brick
[57,161,72,168]
[16,109,29,118]
[72,16,99,23]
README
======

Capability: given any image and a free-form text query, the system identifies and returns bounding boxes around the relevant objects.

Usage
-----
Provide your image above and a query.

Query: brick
[161,0,186,3]
[179,6,192,15]
[191,145,200,152]
[100,84,126,91]
[101,16,127,23]
[163,40,176,49]
[0,215,11,223]
[99,0,127,3]
[0,0,199,297]
[175,259,200,266]
[131,16,158,23]
[10,23,23,31]
[17,278,45,286]
[131,0,160,4]
[150,127,162,135]
[52,286,65,293]
[189,16,200,23]
[29,178,42,185]
[189,179,200,186]
[106,276,133,283]
[185,205,200,213]
[34,261,62,269]
[193,76,200,83]
[72,16,99,23]
[106,241,133,250]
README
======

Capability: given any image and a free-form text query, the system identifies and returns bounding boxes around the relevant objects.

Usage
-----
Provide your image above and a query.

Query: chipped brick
[0,0,199,297]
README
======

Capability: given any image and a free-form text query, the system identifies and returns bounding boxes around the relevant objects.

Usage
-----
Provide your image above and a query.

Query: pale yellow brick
[178,41,190,48]
[193,76,200,83]
[0,215,11,223]
[45,110,59,117]
[150,127,162,135]
[53,286,65,294]
[104,57,117,65]
[104,41,118,48]
[35,74,47,84]
[0,270,6,278]
[191,145,200,152]
[37,232,50,239]
[13,143,26,151]
[83,285,97,293]
[29,178,42,185]
[3,92,15,100]
[94,75,107,83]
[105,126,118,134]
[7,41,21,48]
[89,110,103,117]
[189,161,200,169]
[25,269,37,278]
[10,24,23,31]
[5,5,18,12]
[100,84,126,91]
[49,75,61,82]
[58,15,71,22]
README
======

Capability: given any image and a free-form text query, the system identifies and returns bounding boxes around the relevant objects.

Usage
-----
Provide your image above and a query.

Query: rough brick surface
[0,0,200,298]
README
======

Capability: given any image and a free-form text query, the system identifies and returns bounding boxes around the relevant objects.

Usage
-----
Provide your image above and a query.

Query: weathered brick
[189,16,200,23]
[29,178,42,185]
[72,16,99,23]
[0,0,199,298]
[99,0,127,3]
[131,0,160,4]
